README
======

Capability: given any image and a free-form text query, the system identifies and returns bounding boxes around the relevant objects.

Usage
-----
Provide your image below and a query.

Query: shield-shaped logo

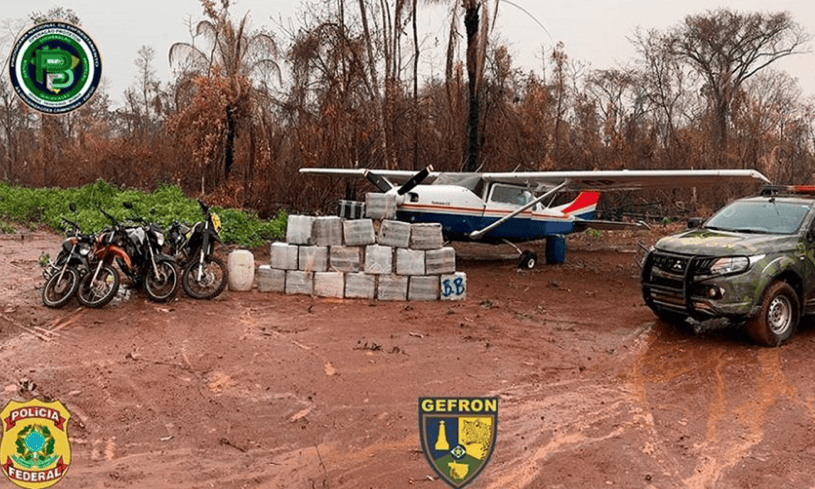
[419,397,498,488]
[1,398,71,489]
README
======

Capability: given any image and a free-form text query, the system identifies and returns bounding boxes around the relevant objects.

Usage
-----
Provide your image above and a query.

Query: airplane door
[483,184,533,239]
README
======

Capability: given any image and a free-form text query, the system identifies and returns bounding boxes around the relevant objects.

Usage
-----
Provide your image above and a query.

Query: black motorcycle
[86,206,179,305]
[167,200,228,299]
[120,204,180,302]
[41,204,93,308]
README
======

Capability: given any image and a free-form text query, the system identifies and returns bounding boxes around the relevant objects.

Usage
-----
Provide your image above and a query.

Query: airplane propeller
[362,165,434,195]
[364,170,394,193]
[396,165,433,195]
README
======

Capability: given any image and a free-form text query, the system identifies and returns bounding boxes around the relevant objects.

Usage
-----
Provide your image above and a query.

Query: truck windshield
[705,200,810,234]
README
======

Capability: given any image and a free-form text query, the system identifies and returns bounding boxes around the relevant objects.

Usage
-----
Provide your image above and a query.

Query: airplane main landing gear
[505,237,566,269]
[545,236,566,265]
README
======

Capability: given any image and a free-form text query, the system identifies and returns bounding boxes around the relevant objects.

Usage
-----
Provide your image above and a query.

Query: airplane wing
[299,168,440,184]
[300,168,770,190]
[573,219,650,232]
[480,169,771,190]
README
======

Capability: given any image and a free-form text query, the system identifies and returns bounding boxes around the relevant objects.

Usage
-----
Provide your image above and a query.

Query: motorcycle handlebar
[61,217,80,230]
[100,208,118,225]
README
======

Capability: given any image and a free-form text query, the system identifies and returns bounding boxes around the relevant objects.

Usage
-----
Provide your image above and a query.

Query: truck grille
[652,253,690,274]
[643,251,693,313]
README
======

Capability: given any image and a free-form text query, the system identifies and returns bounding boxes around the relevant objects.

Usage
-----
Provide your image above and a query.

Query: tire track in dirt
[484,379,653,487]
[681,348,798,488]
[625,326,811,489]
[482,322,814,489]
[479,322,660,488]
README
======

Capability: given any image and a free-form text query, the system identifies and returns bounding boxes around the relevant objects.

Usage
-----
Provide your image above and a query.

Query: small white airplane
[300,167,770,268]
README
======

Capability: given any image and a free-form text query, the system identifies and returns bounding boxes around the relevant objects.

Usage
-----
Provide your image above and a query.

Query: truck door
[803,217,815,315]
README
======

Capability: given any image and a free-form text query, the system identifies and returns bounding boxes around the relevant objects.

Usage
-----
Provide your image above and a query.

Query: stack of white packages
[257,194,466,301]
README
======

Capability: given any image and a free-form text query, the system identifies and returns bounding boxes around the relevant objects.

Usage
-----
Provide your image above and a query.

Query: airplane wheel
[518,250,537,269]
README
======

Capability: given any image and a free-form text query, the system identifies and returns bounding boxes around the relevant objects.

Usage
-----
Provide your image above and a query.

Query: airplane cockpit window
[433,173,484,195]
[490,185,530,205]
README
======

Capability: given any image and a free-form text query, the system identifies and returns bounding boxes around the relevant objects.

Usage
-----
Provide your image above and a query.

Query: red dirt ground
[2,225,815,489]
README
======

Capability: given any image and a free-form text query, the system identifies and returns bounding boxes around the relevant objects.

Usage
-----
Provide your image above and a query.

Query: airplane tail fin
[561,191,600,220]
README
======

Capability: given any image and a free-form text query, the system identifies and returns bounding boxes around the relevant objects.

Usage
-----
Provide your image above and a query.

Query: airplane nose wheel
[518,250,537,269]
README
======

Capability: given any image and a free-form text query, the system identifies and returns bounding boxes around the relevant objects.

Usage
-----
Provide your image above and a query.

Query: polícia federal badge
[1,398,71,488]
[419,397,498,488]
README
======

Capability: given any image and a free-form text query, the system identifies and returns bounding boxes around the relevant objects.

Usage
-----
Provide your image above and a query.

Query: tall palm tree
[169,0,280,182]
[428,0,495,171]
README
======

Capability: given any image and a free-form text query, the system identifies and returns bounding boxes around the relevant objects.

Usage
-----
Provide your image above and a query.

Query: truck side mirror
[687,217,704,229]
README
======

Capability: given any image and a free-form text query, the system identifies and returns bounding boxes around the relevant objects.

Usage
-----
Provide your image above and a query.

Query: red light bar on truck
[761,185,815,195]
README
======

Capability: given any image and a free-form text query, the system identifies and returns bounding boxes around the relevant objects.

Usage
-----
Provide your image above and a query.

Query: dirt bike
[77,215,122,309]
[41,204,94,308]
[166,200,228,299]
[119,204,179,302]
[105,205,179,302]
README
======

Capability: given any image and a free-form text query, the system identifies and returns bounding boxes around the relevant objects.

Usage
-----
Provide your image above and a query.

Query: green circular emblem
[8,22,102,114]
[12,424,58,469]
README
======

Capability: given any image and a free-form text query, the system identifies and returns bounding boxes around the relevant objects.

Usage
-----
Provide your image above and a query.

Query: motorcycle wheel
[182,255,228,300]
[144,260,179,302]
[77,265,120,308]
[41,267,80,308]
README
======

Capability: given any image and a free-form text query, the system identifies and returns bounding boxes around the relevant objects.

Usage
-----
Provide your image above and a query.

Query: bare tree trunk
[358,0,392,168]
[40,115,50,186]
[380,0,398,169]
[464,3,480,172]
[715,95,729,165]
[412,0,419,170]
[224,106,236,181]
[247,123,256,200]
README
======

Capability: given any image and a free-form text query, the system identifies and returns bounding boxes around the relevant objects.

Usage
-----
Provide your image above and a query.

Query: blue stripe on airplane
[396,210,596,242]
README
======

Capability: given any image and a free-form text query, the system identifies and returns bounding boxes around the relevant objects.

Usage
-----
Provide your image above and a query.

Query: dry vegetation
[0,1,812,219]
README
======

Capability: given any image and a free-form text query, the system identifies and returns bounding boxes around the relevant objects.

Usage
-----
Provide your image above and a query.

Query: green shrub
[585,227,603,239]
[217,207,287,248]
[0,219,16,234]
[0,180,287,247]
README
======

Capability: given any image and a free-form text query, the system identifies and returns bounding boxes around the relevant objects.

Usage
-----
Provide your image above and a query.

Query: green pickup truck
[641,186,815,346]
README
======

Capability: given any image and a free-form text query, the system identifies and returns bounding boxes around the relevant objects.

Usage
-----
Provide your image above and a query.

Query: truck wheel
[745,281,799,346]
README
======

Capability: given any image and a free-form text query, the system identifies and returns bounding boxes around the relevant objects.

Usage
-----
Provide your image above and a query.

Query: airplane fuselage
[393,183,596,243]
[300,166,771,266]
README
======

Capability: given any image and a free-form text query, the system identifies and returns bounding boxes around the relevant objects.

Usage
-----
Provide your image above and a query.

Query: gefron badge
[8,21,102,114]
[419,397,498,488]
[1,398,71,489]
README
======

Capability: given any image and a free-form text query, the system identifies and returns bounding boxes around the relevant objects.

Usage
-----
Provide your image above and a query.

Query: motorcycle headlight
[157,233,164,247]
[80,247,90,256]
[212,213,222,233]
[709,256,750,276]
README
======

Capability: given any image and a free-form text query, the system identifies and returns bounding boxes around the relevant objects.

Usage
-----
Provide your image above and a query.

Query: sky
[2,0,814,108]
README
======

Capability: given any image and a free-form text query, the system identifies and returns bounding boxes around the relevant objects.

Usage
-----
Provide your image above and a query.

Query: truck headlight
[709,256,749,275]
